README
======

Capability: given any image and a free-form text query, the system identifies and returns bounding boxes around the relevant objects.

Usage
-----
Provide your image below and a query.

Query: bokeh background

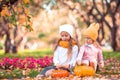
[0,0,120,53]
[0,0,120,79]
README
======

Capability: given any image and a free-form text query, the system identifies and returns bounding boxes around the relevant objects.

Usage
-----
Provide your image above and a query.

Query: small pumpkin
[52,69,69,78]
[74,65,95,77]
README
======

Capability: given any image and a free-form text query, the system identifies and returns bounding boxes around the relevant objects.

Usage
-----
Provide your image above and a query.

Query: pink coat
[77,44,104,69]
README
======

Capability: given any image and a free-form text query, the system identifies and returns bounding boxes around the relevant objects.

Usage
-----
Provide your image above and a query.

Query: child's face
[85,37,94,44]
[60,31,71,41]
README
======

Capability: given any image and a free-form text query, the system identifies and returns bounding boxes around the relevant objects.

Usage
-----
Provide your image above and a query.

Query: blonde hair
[53,37,78,60]
[93,41,102,49]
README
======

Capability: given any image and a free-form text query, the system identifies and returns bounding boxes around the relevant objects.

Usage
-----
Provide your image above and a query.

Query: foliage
[0,50,119,79]
[28,69,39,78]
[0,69,24,79]
[0,68,40,79]
[98,58,120,74]
[38,33,46,39]
[0,56,53,70]
[0,55,53,79]
[0,0,33,31]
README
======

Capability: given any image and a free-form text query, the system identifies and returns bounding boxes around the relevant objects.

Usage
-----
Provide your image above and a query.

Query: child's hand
[56,64,62,69]
[99,63,105,72]
[63,64,70,69]
[99,63,104,68]
[77,60,81,65]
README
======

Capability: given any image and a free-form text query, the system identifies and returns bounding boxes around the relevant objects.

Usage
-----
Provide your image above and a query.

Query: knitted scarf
[59,40,77,48]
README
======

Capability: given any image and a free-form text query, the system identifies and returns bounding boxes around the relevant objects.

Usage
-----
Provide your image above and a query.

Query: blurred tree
[30,0,120,51]
[2,0,118,52]
[56,0,120,51]
[62,0,120,51]
[0,0,33,53]
[80,0,120,51]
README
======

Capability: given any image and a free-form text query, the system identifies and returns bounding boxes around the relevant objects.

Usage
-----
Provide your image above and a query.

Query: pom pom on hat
[84,23,100,41]
[59,24,74,37]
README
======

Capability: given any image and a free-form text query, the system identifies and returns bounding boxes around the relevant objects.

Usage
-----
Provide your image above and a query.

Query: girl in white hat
[36,24,79,79]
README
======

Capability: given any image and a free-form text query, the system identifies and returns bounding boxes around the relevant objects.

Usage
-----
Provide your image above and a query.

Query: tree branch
[92,0,112,31]
[0,0,18,12]
[114,0,120,13]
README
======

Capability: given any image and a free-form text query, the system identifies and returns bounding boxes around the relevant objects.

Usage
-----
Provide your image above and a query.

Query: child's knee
[81,60,89,66]
[89,61,97,71]
[45,69,55,77]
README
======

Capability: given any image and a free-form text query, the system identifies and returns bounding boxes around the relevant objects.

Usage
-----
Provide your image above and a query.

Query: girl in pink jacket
[76,23,104,71]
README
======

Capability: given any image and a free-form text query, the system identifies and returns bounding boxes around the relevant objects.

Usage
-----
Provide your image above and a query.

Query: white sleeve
[53,47,59,66]
[69,45,78,67]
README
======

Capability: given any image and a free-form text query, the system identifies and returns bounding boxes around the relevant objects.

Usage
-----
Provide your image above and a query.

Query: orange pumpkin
[52,69,69,78]
[74,65,95,77]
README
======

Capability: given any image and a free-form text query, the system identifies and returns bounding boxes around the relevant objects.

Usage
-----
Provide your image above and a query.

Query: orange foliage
[24,8,28,15]
[0,6,10,16]
[8,23,13,28]
[29,21,33,31]
[0,0,32,31]
[19,15,27,24]
[23,0,30,4]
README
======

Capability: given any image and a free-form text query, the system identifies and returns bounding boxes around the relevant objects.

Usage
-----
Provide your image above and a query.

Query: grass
[0,49,53,58]
[103,51,120,60]
[0,49,120,60]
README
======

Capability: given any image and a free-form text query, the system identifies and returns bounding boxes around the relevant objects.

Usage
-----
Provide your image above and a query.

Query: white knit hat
[59,24,74,37]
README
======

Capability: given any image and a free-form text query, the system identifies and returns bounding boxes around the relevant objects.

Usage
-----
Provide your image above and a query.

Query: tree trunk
[111,27,117,51]
[5,32,11,53]
[2,17,11,54]
[12,45,17,53]
[116,27,120,51]
[111,11,119,51]
[111,25,117,51]
[97,22,105,44]
[12,27,18,53]
[111,25,120,51]
[11,27,26,53]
